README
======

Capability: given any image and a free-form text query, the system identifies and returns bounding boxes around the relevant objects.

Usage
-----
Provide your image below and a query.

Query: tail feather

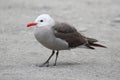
[90,43,107,48]
[86,37,107,49]
[85,44,95,49]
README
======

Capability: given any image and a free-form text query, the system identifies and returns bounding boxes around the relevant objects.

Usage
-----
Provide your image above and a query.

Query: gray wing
[52,22,86,48]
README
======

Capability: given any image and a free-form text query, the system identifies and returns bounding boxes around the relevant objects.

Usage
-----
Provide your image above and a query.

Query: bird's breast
[34,27,68,50]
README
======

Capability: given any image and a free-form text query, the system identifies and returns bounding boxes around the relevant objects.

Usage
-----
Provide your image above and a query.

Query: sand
[0,0,120,80]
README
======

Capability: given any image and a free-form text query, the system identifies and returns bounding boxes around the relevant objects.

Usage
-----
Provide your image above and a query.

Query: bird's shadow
[35,62,80,68]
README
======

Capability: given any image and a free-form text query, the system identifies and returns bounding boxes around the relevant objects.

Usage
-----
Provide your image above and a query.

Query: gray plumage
[52,22,106,49]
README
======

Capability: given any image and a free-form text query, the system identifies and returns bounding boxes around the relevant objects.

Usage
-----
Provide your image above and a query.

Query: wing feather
[52,22,86,48]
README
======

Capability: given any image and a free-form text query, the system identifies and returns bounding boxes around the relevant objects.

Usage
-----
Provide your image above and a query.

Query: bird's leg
[53,50,59,66]
[41,50,55,67]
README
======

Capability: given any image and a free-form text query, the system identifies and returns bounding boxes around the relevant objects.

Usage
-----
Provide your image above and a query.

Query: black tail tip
[92,43,107,48]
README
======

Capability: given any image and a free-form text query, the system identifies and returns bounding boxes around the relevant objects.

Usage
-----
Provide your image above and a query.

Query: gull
[27,14,106,67]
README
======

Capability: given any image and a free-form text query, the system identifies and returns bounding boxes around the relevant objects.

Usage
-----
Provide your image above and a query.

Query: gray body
[34,22,91,50]
[34,23,69,50]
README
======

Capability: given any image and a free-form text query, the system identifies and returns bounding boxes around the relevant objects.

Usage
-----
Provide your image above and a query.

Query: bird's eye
[40,20,43,22]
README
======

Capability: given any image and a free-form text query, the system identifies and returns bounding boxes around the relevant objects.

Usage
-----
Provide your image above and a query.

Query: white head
[27,14,55,28]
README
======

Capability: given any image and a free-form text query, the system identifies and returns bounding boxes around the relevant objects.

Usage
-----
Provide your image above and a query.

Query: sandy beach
[0,0,120,80]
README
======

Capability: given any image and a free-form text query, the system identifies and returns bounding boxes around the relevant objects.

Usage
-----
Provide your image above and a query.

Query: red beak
[27,22,37,27]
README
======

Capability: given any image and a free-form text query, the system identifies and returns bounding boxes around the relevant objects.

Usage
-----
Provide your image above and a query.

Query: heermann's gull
[27,14,106,67]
